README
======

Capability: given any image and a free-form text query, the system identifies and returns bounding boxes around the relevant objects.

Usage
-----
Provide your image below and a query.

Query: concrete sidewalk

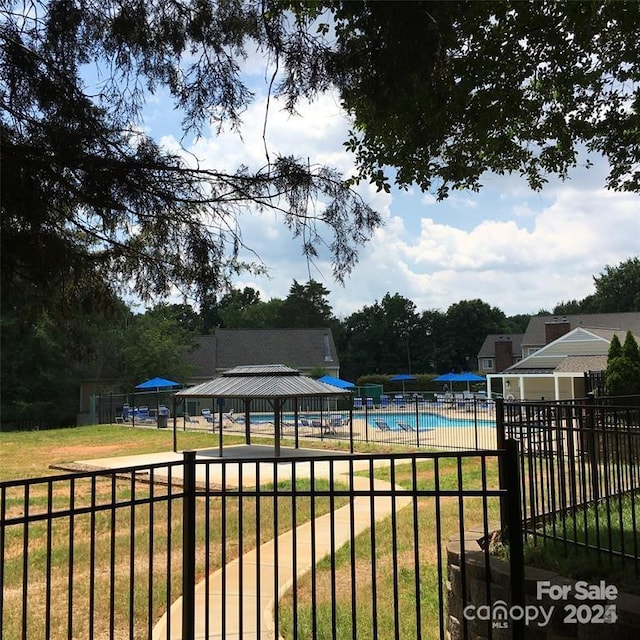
[77,446,407,640]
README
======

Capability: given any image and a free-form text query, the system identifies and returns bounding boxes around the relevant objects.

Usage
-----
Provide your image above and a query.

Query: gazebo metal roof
[172,364,352,457]
[175,364,350,399]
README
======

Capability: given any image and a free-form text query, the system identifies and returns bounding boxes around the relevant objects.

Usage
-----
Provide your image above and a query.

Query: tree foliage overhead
[297,0,640,197]
[3,1,639,306]
[0,0,379,304]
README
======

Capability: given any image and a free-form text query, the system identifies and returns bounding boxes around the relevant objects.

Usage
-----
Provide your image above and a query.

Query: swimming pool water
[358,411,496,430]
[246,411,495,430]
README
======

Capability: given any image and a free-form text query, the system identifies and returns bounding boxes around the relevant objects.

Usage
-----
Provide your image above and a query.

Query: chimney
[545,320,571,344]
[494,339,513,372]
[323,332,333,362]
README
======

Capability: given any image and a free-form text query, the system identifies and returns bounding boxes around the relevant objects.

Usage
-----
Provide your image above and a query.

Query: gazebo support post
[271,398,282,458]
[244,399,251,445]
[218,401,224,457]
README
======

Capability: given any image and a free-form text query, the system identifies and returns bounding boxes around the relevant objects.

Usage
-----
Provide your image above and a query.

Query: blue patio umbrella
[135,378,181,419]
[434,372,459,393]
[433,372,459,383]
[455,372,485,382]
[390,373,417,393]
[135,377,181,389]
[454,372,485,393]
[318,375,355,389]
[435,372,485,392]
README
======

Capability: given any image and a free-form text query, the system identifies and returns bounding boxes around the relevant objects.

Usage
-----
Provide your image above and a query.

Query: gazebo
[172,364,353,456]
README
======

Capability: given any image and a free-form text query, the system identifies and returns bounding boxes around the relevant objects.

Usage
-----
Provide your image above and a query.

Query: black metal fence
[1,449,522,639]
[162,395,498,452]
[497,396,640,578]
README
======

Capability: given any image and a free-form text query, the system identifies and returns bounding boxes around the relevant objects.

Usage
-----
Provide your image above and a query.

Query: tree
[296,1,640,196]
[1,1,379,307]
[119,310,199,389]
[241,298,286,329]
[418,309,449,373]
[277,280,334,328]
[217,287,262,328]
[437,300,511,372]
[340,293,424,378]
[216,287,288,328]
[591,258,640,313]
[608,334,623,362]
[622,330,640,364]
[505,314,531,334]
[340,301,386,379]
[378,293,422,373]
[552,258,640,314]
[145,303,204,333]
[605,331,640,397]
[0,276,130,422]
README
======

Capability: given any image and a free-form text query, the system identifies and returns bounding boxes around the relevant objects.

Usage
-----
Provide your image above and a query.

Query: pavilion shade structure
[177,374,347,399]
[173,365,352,456]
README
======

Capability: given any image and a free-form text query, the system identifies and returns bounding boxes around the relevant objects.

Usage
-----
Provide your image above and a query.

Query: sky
[142,69,639,321]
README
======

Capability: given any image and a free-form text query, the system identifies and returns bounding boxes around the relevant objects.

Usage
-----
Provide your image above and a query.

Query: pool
[244,411,496,430]
[357,411,496,430]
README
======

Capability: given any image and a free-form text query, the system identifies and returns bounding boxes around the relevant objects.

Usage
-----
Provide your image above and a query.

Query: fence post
[473,398,479,450]
[504,438,525,640]
[495,398,508,526]
[585,394,600,503]
[182,450,197,640]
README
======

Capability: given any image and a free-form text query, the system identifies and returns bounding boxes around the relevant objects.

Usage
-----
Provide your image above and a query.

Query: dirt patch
[48,462,113,473]
[48,444,127,459]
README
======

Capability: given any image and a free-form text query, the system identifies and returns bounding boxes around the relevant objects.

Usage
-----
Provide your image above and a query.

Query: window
[481,358,494,370]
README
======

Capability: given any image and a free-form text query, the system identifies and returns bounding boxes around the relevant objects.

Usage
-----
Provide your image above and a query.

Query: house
[486,312,640,400]
[519,312,640,359]
[477,334,523,373]
[185,328,340,382]
[78,328,340,415]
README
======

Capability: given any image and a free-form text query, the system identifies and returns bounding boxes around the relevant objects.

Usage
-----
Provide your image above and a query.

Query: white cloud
[321,175,639,317]
[151,90,639,320]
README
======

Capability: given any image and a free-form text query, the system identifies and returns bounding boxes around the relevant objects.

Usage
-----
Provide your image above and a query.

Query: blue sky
[141,63,639,320]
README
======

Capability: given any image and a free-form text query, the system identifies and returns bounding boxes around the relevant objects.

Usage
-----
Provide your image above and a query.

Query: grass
[7,426,635,638]
[493,492,640,596]
[0,424,350,639]
[278,455,502,640]
[0,423,247,481]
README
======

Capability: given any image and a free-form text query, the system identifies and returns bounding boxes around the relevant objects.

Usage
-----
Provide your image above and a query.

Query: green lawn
[278,456,502,640]
[0,424,351,639]
[0,423,245,481]
[519,492,640,595]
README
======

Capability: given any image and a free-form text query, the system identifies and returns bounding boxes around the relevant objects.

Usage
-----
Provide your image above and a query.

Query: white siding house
[486,327,632,401]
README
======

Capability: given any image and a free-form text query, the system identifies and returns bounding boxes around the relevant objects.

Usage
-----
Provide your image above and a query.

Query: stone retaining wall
[447,526,640,639]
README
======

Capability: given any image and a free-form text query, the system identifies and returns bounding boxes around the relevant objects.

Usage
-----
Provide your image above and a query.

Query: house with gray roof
[185,328,340,382]
[519,312,640,359]
[486,313,640,400]
[477,334,524,374]
[78,328,340,416]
